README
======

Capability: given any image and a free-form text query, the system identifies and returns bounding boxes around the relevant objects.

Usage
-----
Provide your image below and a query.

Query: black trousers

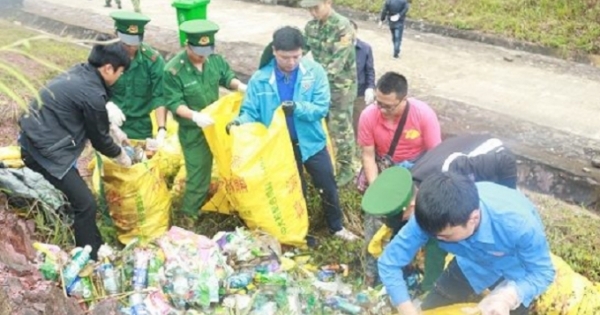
[421,258,529,315]
[292,144,343,233]
[22,150,102,260]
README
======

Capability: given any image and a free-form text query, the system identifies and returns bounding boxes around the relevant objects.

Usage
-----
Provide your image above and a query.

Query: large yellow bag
[423,304,478,315]
[202,93,309,247]
[91,153,171,245]
[534,254,600,314]
[0,146,24,168]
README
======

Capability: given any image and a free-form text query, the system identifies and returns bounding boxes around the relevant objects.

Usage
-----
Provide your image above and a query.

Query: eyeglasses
[376,99,402,111]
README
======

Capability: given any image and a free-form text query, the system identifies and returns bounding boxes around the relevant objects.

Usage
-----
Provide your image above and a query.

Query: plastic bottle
[129,292,149,315]
[172,268,189,310]
[132,249,150,291]
[99,258,120,295]
[334,297,362,315]
[227,273,252,289]
[33,242,61,281]
[146,255,163,288]
[62,245,92,289]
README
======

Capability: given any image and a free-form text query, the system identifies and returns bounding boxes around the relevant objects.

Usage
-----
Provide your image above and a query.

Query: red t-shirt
[357,97,441,162]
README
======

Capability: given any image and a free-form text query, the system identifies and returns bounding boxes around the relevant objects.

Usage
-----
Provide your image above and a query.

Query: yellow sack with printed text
[91,152,171,245]
[202,92,309,247]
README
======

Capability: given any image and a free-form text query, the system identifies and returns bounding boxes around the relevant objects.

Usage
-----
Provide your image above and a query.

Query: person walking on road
[379,0,409,58]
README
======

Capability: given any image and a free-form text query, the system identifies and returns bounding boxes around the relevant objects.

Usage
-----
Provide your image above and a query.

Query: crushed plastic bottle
[129,292,149,315]
[97,245,119,295]
[132,248,151,291]
[62,245,92,290]
[227,273,252,289]
[171,267,189,310]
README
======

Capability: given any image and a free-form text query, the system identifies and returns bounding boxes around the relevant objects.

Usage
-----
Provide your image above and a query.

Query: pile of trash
[33,226,393,315]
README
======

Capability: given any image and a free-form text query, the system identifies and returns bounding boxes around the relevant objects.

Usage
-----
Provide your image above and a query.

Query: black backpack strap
[387,102,410,157]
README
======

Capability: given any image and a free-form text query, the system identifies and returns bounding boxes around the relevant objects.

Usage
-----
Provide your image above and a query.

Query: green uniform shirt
[304,11,357,95]
[163,51,236,128]
[109,42,165,139]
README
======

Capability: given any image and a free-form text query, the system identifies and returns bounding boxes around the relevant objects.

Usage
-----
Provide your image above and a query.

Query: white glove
[155,128,167,146]
[364,88,375,105]
[192,112,215,128]
[477,281,521,315]
[378,21,384,28]
[114,148,132,168]
[106,101,126,127]
[109,123,129,146]
[237,83,247,93]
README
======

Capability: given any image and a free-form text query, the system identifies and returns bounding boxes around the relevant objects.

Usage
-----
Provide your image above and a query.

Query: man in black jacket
[19,39,132,260]
[379,0,409,58]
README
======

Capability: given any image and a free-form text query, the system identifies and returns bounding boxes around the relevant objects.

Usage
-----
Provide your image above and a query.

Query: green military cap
[180,20,219,57]
[110,11,151,46]
[362,167,414,217]
[299,0,324,7]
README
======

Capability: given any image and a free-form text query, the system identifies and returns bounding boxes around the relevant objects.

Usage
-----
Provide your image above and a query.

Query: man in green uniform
[106,11,166,142]
[300,0,358,187]
[163,20,246,217]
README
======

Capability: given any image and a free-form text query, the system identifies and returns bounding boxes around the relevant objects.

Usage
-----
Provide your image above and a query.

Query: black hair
[88,34,131,71]
[350,20,358,30]
[414,172,479,235]
[272,26,305,52]
[376,71,408,97]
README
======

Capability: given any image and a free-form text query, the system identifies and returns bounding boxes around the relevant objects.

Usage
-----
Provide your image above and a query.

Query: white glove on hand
[477,281,521,315]
[192,112,215,128]
[237,83,247,93]
[106,101,126,127]
[364,88,375,105]
[109,123,129,146]
[155,128,167,146]
[378,21,384,28]
[114,148,132,168]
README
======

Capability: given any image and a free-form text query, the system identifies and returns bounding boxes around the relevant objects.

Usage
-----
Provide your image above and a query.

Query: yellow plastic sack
[91,153,171,245]
[202,92,309,247]
[0,146,24,168]
[152,133,183,179]
[534,254,600,314]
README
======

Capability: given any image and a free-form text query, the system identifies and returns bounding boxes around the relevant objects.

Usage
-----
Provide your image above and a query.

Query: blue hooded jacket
[237,58,331,162]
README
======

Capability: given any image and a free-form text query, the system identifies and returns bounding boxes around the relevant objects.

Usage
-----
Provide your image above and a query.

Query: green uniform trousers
[178,126,212,216]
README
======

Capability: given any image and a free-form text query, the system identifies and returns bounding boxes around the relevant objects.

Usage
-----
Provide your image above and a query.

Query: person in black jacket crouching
[19,37,132,260]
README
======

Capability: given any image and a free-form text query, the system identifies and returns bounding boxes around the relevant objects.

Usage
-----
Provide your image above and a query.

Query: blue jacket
[378,182,555,307]
[237,58,331,162]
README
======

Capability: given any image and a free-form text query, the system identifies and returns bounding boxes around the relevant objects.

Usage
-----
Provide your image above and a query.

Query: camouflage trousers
[364,214,385,286]
[328,91,356,186]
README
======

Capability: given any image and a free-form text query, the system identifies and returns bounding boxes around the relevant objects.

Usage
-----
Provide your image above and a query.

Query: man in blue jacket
[228,26,358,241]
[379,172,555,315]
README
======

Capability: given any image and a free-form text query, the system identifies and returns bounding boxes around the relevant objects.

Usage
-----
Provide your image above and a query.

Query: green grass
[334,0,600,56]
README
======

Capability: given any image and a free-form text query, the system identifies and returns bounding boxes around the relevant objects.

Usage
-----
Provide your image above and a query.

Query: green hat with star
[110,11,151,45]
[180,20,219,57]
[361,167,414,217]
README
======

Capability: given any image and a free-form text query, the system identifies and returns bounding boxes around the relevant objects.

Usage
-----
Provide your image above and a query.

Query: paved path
[33,0,600,140]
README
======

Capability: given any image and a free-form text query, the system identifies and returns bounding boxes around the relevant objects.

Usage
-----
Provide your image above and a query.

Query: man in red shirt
[357,71,441,286]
